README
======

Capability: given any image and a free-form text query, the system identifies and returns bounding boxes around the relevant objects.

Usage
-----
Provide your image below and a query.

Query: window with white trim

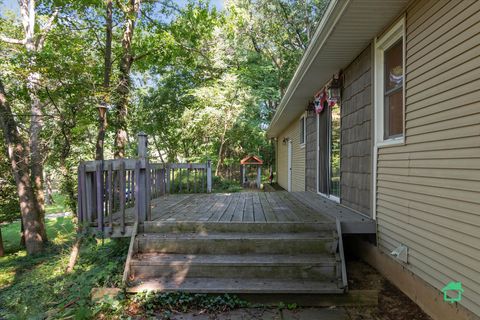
[374,18,405,146]
[299,115,306,146]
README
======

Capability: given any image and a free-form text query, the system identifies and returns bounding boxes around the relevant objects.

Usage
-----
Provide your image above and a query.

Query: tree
[0,132,19,257]
[0,78,46,254]
[113,0,142,158]
[0,0,62,254]
[95,0,113,161]
[228,0,328,115]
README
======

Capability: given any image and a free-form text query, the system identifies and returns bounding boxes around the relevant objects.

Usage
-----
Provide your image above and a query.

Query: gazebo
[240,155,263,189]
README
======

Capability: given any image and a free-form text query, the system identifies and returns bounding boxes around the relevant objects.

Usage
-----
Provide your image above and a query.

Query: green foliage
[0,217,128,318]
[277,301,298,310]
[0,132,18,226]
[213,177,243,193]
[0,173,18,226]
[0,0,329,314]
[131,292,249,315]
[45,193,69,214]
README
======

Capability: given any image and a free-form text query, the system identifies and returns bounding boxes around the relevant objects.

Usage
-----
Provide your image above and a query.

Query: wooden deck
[117,191,374,234]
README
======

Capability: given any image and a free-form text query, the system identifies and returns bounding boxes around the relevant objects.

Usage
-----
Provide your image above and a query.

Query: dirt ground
[345,257,432,320]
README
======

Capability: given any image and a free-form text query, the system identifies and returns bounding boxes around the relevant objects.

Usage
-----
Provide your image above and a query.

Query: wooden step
[142,221,336,234]
[130,253,338,281]
[136,232,337,254]
[127,277,344,294]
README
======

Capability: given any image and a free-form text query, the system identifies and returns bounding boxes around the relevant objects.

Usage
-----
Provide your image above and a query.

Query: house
[267,0,480,319]
[442,282,464,304]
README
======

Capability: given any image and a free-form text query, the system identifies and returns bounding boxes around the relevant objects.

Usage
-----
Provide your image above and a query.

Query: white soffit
[267,0,408,138]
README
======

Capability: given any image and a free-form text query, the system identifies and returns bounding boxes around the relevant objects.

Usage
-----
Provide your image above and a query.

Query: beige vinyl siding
[376,0,480,316]
[277,117,306,192]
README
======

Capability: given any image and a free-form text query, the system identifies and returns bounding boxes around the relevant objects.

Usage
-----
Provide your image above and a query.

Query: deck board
[109,191,374,234]
[231,193,246,222]
[258,192,277,222]
[253,193,266,222]
[219,194,239,221]
[243,193,254,221]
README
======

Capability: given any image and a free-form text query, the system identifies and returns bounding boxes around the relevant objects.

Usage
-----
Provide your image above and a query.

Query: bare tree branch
[36,9,59,50]
[0,35,27,45]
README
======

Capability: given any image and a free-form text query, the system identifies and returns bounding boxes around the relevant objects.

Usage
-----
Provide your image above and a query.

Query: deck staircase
[125,221,347,295]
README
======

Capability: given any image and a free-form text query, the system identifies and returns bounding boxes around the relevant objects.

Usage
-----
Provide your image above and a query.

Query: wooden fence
[77,133,212,235]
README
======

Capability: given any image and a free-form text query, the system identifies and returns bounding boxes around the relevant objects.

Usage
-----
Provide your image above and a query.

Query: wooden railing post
[206,160,212,193]
[96,161,104,233]
[166,164,170,194]
[256,166,262,188]
[136,132,148,223]
[119,160,126,234]
[77,164,85,229]
[107,162,113,234]
[85,171,94,224]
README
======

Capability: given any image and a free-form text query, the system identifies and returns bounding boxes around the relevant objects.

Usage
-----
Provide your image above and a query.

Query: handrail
[336,218,348,292]
[76,133,212,236]
[122,221,138,285]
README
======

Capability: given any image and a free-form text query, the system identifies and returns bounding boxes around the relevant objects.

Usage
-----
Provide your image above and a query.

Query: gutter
[267,0,350,138]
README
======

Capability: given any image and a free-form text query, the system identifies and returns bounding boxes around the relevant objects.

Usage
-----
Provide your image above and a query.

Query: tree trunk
[20,219,25,247]
[152,135,166,164]
[27,73,48,244]
[114,0,141,159]
[0,78,46,255]
[45,174,54,205]
[0,228,4,257]
[22,0,48,244]
[95,113,107,160]
[0,0,58,254]
[59,157,76,213]
[95,0,113,161]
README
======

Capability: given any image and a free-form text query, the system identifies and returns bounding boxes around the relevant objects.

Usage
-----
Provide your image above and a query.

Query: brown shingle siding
[305,112,317,192]
[340,44,373,216]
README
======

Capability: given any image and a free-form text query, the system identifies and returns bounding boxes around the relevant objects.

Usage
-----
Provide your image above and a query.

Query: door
[317,102,341,201]
[287,140,292,192]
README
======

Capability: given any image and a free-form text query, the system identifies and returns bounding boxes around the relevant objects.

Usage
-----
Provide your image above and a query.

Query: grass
[0,192,248,319]
[0,193,129,319]
[1,217,74,256]
[1,193,70,255]
[0,217,128,318]
[45,193,69,215]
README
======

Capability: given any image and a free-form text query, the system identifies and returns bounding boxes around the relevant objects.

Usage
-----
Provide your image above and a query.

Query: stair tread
[131,253,337,266]
[127,277,344,294]
[137,232,333,240]
[144,221,335,228]
[145,221,335,225]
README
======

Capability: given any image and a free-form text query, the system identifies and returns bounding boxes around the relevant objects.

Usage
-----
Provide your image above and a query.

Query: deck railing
[77,133,212,235]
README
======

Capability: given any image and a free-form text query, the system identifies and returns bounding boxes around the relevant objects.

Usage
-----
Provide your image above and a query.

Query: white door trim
[316,109,340,203]
[287,140,292,192]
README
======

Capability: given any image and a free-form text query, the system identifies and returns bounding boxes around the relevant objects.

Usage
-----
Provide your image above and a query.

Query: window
[375,18,405,146]
[299,115,306,146]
